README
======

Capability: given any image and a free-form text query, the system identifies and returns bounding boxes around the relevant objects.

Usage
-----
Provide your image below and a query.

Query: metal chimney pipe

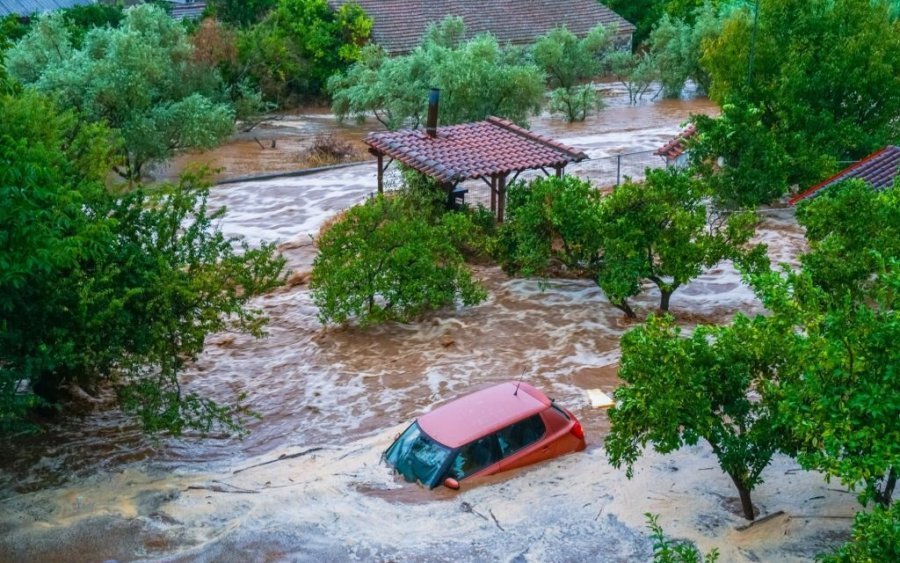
[426,88,440,137]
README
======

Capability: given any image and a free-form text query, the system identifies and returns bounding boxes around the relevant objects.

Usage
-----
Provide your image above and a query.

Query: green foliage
[496,175,604,277]
[310,195,487,326]
[531,25,612,121]
[819,503,900,562]
[701,0,900,185]
[796,179,900,297]
[604,0,725,47]
[207,0,276,27]
[238,0,372,103]
[0,14,28,53]
[597,168,760,316]
[603,49,659,104]
[60,3,124,47]
[751,182,900,507]
[648,6,724,97]
[646,513,720,563]
[689,99,790,209]
[5,5,236,182]
[329,16,545,129]
[606,314,787,520]
[0,89,286,435]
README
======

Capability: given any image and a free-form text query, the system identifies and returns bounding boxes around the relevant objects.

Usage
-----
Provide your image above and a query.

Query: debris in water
[587,388,614,408]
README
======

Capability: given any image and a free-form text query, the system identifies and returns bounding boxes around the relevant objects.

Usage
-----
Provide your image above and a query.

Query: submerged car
[384,381,586,489]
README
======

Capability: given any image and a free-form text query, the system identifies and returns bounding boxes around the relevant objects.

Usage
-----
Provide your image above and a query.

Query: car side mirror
[443,477,460,490]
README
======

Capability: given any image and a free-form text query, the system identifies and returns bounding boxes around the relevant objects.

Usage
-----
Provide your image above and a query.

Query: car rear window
[496,414,546,457]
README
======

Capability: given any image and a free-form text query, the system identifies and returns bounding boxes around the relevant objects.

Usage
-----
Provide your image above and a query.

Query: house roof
[655,124,696,160]
[168,1,205,20]
[789,146,900,205]
[364,116,587,184]
[0,0,93,16]
[327,0,636,55]
[418,382,551,448]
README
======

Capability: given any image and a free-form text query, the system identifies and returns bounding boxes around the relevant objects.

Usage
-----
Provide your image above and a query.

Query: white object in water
[587,389,614,409]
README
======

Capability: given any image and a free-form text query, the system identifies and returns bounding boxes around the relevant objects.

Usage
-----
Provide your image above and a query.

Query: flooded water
[0,86,857,562]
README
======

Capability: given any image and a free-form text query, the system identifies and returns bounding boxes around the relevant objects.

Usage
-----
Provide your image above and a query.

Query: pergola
[364,116,588,221]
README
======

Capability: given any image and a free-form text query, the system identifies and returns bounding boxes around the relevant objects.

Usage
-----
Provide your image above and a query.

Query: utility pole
[747,0,760,87]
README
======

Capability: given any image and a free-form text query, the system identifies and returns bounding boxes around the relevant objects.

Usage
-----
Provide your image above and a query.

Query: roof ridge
[485,116,587,160]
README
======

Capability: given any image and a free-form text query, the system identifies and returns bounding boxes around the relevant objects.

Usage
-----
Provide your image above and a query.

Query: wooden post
[497,174,507,222]
[556,165,563,178]
[490,176,497,213]
[377,153,384,194]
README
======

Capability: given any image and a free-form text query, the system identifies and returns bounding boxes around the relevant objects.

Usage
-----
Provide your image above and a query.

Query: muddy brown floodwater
[0,85,859,562]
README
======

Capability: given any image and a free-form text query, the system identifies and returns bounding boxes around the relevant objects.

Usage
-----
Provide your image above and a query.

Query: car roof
[417,381,551,448]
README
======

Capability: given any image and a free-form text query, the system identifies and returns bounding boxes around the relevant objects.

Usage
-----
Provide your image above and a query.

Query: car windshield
[384,422,452,488]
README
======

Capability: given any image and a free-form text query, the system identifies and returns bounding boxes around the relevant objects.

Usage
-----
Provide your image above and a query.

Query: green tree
[531,25,613,121]
[647,5,724,97]
[701,0,900,185]
[689,99,790,209]
[751,181,900,508]
[60,3,124,46]
[0,89,286,434]
[310,195,487,326]
[603,49,658,104]
[238,0,371,103]
[606,314,788,520]
[646,513,720,563]
[496,175,605,277]
[329,16,545,129]
[597,168,760,316]
[5,5,236,182]
[207,0,276,27]
[819,502,900,562]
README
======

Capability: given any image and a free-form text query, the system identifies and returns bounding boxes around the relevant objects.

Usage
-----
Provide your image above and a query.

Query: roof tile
[790,146,900,205]
[327,0,635,55]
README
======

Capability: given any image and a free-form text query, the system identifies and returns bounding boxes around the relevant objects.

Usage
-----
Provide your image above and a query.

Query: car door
[446,434,503,481]
[497,413,552,472]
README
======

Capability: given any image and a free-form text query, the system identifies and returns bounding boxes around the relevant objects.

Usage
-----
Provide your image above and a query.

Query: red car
[385,381,586,489]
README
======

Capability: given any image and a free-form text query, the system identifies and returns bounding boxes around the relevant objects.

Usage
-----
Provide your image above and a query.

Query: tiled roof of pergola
[790,145,900,205]
[364,116,587,184]
[655,124,696,160]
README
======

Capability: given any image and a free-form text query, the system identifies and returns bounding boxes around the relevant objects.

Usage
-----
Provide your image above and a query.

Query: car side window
[496,414,546,457]
[449,434,501,479]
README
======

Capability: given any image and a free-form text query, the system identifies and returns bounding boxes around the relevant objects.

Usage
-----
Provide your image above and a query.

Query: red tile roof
[789,146,900,205]
[655,124,696,159]
[327,0,636,55]
[364,116,587,183]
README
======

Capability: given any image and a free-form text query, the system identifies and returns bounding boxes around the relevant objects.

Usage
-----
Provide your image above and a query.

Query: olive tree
[329,16,545,129]
[606,314,788,521]
[531,25,613,121]
[5,5,236,183]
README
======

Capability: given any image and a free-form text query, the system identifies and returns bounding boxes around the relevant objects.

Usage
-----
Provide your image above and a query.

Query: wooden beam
[497,174,508,222]
[491,176,497,213]
[556,165,564,178]
[376,153,384,194]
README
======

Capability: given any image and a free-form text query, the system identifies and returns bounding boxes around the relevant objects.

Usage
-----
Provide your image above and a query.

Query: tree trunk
[729,473,756,520]
[876,466,897,507]
[660,290,673,312]
[614,299,637,319]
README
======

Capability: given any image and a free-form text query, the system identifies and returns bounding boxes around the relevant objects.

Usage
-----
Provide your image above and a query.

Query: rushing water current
[0,85,857,562]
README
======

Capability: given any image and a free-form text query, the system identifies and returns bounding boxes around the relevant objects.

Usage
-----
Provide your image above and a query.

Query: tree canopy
[0,88,286,434]
[5,5,236,182]
[701,0,900,185]
[329,17,545,130]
